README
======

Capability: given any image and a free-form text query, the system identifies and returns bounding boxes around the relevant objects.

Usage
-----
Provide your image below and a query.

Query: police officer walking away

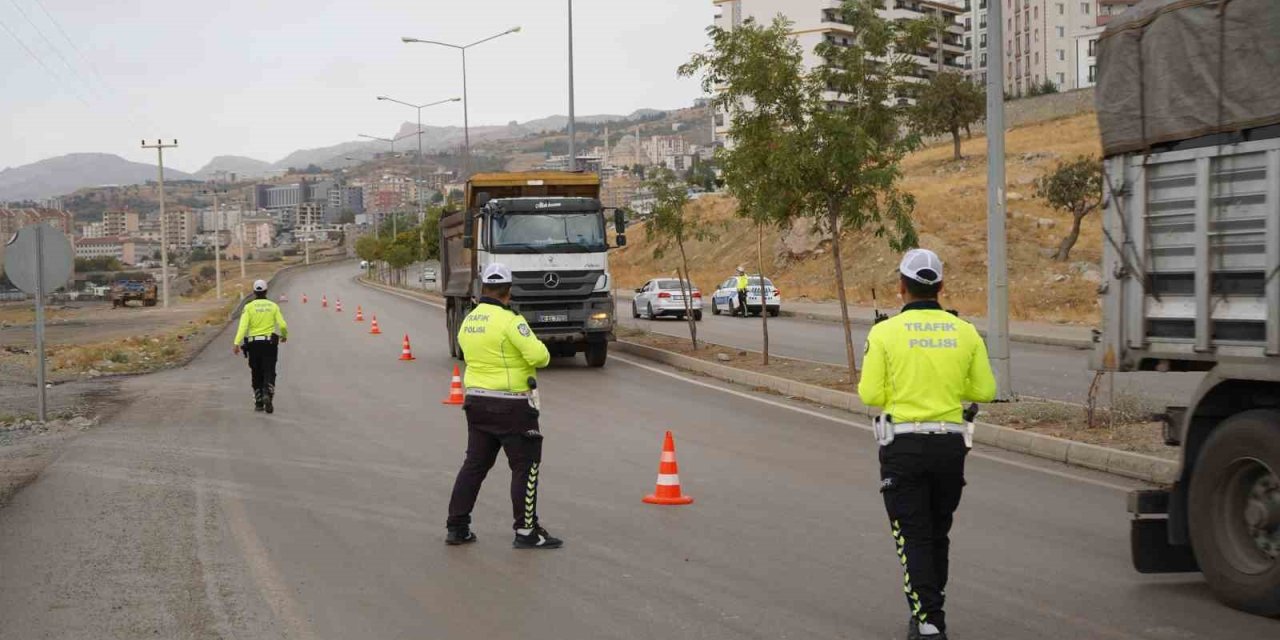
[233,279,289,413]
[735,267,749,317]
[446,263,562,549]
[857,249,996,640]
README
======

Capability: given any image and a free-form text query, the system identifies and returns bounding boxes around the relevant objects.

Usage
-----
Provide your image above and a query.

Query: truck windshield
[487,212,606,253]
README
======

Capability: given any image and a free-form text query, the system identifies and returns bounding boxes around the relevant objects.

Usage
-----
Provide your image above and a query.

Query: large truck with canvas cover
[439,171,626,367]
[1091,0,1280,614]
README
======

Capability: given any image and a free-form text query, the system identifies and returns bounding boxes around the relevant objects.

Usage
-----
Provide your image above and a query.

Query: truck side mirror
[613,209,627,247]
[463,212,475,249]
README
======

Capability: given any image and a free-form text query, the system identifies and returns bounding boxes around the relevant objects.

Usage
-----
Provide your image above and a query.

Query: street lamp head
[401,36,420,43]
[376,96,389,101]
[450,97,462,102]
[508,26,522,34]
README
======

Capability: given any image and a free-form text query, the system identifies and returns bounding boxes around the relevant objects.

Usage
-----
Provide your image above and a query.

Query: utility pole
[201,187,225,300]
[141,139,177,308]
[239,221,247,278]
[986,0,1012,400]
[567,0,577,171]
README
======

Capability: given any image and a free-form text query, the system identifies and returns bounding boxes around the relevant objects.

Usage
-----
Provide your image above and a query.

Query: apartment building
[0,207,74,239]
[1002,0,1115,95]
[73,237,160,266]
[81,222,106,239]
[710,0,967,144]
[103,210,140,237]
[164,208,198,249]
[965,0,991,84]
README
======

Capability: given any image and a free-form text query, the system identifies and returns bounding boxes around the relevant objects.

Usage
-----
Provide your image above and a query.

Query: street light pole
[202,188,224,300]
[402,27,521,178]
[567,0,576,172]
[142,139,177,308]
[376,96,461,227]
[986,0,1012,400]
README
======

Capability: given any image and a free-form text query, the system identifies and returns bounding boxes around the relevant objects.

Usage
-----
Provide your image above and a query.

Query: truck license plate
[539,313,568,323]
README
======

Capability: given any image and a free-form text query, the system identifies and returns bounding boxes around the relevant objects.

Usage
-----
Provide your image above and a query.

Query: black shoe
[513,525,563,549]
[263,385,275,413]
[908,618,947,640]
[445,527,477,546]
[254,390,264,412]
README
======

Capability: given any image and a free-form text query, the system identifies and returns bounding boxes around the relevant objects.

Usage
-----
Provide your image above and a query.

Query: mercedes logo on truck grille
[543,273,561,288]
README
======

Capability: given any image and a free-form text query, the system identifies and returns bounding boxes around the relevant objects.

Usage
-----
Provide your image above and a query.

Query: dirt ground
[611,113,1105,325]
[621,328,1173,458]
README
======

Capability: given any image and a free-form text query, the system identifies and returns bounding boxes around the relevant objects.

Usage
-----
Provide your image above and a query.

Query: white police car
[711,275,781,317]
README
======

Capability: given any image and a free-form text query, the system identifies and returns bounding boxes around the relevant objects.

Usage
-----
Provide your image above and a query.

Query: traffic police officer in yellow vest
[735,267,750,317]
[232,279,289,414]
[446,263,562,549]
[857,249,997,640]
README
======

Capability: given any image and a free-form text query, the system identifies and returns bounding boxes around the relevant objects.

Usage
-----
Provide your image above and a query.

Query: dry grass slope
[611,113,1104,324]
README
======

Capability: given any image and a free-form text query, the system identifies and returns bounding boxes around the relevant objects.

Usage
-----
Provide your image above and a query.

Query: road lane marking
[360,277,1140,493]
[611,354,1139,493]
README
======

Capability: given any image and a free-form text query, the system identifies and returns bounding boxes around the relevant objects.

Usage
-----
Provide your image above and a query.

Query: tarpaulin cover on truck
[1096,0,1280,157]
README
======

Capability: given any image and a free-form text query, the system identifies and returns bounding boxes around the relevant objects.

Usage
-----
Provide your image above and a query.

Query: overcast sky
[0,0,715,173]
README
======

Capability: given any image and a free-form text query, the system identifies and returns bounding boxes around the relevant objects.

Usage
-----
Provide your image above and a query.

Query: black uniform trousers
[244,339,279,396]
[879,432,968,633]
[737,289,749,316]
[447,395,543,531]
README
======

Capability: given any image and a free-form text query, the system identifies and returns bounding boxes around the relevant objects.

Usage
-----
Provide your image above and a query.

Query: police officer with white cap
[445,263,562,549]
[232,279,288,413]
[857,249,997,640]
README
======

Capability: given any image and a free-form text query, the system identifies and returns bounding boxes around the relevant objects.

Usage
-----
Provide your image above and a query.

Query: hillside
[0,153,197,202]
[194,155,273,180]
[611,112,1105,325]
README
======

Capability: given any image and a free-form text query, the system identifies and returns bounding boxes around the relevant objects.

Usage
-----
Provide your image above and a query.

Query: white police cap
[899,249,943,285]
[253,279,269,292]
[480,263,513,285]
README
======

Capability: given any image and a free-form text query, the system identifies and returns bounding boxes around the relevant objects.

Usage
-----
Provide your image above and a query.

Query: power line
[29,0,110,93]
[0,16,90,106]
[8,0,100,97]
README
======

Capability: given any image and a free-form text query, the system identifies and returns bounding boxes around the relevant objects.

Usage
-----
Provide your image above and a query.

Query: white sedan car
[632,278,703,321]
[711,275,781,317]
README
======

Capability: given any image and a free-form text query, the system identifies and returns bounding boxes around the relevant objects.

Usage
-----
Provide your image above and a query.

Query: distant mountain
[0,153,197,202]
[194,155,272,180]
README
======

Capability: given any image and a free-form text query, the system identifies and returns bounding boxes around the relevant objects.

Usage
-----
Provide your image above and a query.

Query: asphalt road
[620,303,1205,407]
[0,261,1273,639]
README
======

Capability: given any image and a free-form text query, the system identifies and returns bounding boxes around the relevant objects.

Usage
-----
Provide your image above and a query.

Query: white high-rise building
[1000,0,1135,95]
[710,0,968,146]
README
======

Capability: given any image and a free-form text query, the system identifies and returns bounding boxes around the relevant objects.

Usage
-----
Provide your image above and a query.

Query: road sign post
[4,222,74,422]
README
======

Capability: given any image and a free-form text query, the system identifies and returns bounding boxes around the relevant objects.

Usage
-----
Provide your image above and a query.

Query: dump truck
[108,279,158,308]
[439,171,626,367]
[1091,0,1280,615]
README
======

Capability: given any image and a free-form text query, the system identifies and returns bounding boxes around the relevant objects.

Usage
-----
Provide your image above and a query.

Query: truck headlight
[587,311,612,329]
[594,274,609,291]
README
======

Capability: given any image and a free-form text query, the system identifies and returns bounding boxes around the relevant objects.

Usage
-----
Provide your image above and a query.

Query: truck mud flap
[1132,518,1200,574]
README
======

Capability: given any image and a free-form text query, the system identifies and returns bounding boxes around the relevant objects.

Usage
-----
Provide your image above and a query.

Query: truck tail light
[658,292,671,299]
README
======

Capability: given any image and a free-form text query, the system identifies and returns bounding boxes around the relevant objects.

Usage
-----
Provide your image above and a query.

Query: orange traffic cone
[399,334,415,361]
[335,299,343,313]
[441,365,464,405]
[369,316,382,335]
[302,293,308,304]
[321,295,328,308]
[355,306,364,322]
[643,431,694,505]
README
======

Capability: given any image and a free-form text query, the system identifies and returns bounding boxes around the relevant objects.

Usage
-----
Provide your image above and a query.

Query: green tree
[337,209,356,225]
[645,167,717,350]
[681,13,808,365]
[383,243,415,284]
[796,0,924,377]
[1035,155,1103,261]
[910,71,985,160]
[355,235,384,264]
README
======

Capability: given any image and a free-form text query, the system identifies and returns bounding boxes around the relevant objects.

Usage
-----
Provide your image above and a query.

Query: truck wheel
[585,342,607,368]
[1188,409,1280,616]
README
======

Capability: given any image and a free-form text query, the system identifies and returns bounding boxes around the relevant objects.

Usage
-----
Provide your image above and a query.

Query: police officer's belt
[891,422,967,435]
[246,335,274,342]
[465,388,530,399]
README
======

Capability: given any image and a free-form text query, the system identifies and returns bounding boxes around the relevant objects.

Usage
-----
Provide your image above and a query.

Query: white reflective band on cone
[660,452,677,463]
[656,474,681,485]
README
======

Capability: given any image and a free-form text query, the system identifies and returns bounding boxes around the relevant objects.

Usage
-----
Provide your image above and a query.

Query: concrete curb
[615,340,1176,485]
[778,309,1094,351]
[355,277,444,305]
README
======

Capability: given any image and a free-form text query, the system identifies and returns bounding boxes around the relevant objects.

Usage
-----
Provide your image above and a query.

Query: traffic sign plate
[4,222,73,295]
